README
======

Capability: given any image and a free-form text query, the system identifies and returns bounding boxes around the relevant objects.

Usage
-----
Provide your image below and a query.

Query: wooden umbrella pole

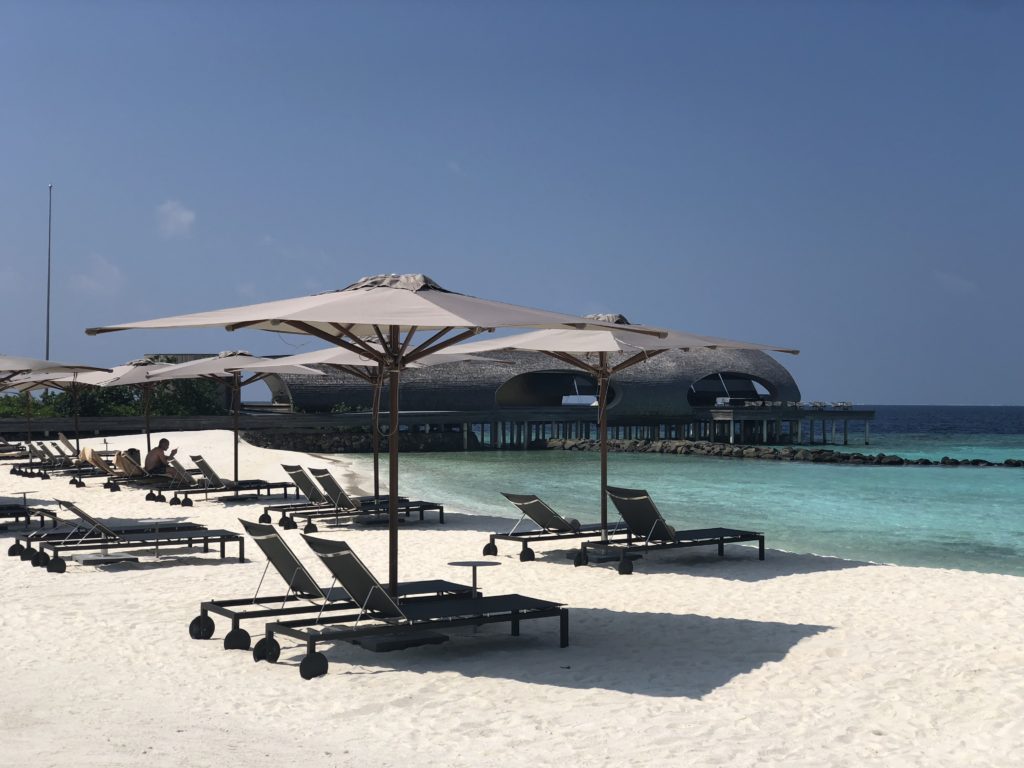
[142,384,152,453]
[233,372,241,496]
[372,364,383,500]
[72,383,80,452]
[598,353,609,542]
[25,390,32,447]
[388,326,401,596]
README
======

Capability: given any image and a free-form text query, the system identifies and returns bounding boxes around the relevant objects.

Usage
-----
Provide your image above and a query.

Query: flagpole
[45,184,53,360]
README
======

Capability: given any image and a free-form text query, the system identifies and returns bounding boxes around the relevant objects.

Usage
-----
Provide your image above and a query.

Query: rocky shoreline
[544,437,1024,467]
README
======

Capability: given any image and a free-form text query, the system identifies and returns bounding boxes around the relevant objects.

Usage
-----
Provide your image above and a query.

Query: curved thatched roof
[272,348,800,422]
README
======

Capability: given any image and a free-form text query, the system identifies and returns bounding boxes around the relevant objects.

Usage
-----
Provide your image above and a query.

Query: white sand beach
[2,430,1022,768]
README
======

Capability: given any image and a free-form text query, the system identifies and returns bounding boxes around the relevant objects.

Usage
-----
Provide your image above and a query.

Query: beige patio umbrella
[40,358,177,455]
[143,352,321,497]
[232,344,506,507]
[454,314,799,542]
[0,356,111,450]
[85,273,639,593]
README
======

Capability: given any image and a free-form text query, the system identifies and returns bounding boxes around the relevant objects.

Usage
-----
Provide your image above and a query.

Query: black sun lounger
[257,465,378,528]
[16,499,244,573]
[255,535,568,679]
[8,499,206,563]
[189,519,474,651]
[0,491,58,530]
[482,492,623,561]
[167,455,296,507]
[281,467,441,532]
[575,486,765,575]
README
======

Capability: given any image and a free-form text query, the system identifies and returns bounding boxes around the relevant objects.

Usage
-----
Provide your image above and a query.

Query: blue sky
[2,1,1021,404]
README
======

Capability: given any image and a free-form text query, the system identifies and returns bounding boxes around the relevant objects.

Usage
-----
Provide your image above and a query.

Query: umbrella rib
[281,321,386,364]
[611,349,669,374]
[329,323,379,357]
[326,364,375,384]
[541,351,599,375]
[404,327,482,364]
[398,327,419,359]
[226,320,266,332]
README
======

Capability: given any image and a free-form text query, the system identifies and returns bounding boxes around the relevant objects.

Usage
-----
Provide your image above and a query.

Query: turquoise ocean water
[389,406,1024,577]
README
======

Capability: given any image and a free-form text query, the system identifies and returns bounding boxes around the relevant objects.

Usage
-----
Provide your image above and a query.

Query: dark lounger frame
[253,536,567,679]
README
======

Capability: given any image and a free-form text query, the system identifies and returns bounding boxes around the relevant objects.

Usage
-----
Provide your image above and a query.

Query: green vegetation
[0,379,227,419]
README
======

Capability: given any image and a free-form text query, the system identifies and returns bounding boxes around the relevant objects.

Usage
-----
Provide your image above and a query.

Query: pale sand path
[2,430,1022,767]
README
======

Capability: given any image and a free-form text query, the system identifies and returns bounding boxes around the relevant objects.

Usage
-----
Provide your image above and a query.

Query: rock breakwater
[544,438,1024,467]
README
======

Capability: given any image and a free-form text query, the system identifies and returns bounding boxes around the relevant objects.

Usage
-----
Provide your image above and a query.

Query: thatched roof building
[268,347,800,425]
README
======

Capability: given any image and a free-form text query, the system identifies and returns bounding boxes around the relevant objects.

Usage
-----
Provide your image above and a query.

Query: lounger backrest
[190,455,229,488]
[167,458,196,487]
[59,433,76,454]
[37,443,58,459]
[282,465,328,505]
[301,535,405,620]
[55,499,124,541]
[501,493,579,532]
[50,442,70,458]
[116,452,148,477]
[606,486,675,542]
[88,451,119,476]
[308,469,360,511]
[238,519,327,599]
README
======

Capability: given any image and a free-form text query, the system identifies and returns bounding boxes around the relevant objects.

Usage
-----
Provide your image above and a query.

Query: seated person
[144,438,178,474]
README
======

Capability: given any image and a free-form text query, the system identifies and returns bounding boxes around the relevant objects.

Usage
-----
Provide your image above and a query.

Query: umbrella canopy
[84,273,644,594]
[144,352,321,491]
[454,314,799,537]
[0,357,110,447]
[72,359,176,452]
[85,274,657,343]
[0,355,109,385]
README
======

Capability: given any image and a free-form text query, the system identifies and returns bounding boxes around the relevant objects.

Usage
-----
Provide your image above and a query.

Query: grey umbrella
[85,273,636,594]
[454,314,798,539]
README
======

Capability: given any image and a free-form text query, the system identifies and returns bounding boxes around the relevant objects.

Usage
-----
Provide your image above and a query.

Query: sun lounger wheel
[280,517,297,530]
[8,542,24,557]
[223,628,251,651]
[145,490,156,501]
[252,637,280,663]
[519,546,535,562]
[188,615,216,640]
[300,652,329,680]
[482,542,497,556]
[303,522,318,534]
[572,549,588,567]
[181,497,193,507]
[617,557,633,575]
[46,557,66,574]
[40,472,50,480]
[31,550,50,568]
[19,545,36,562]
[68,477,77,485]
[155,492,166,503]
[258,511,271,524]
[169,495,180,506]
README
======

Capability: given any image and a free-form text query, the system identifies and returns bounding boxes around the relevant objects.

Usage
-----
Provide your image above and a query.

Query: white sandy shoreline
[2,429,1022,768]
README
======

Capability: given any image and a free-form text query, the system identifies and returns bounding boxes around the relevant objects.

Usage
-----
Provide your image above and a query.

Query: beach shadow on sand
[527,546,875,581]
[271,607,831,698]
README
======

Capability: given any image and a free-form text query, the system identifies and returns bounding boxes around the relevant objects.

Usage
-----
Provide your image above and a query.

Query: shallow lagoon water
[393,441,1024,577]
